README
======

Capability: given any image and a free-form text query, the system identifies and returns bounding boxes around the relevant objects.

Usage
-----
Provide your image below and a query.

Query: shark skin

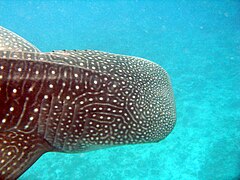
[0,26,176,179]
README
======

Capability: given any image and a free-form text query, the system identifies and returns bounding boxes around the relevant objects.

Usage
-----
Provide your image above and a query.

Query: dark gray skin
[0,26,176,179]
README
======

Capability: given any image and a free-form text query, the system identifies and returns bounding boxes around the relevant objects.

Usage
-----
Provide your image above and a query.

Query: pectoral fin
[0,131,52,180]
[0,26,40,52]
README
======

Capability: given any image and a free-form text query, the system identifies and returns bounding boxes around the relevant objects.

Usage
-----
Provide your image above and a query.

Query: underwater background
[0,0,239,179]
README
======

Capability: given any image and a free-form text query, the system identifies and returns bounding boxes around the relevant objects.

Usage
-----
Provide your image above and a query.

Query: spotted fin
[0,131,53,179]
[0,26,40,52]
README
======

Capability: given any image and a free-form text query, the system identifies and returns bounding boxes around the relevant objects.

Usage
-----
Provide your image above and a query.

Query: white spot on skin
[10,107,14,111]
[66,96,70,100]
[34,108,39,112]
[13,89,17,93]
[29,87,33,92]
[49,84,53,88]
[18,68,22,72]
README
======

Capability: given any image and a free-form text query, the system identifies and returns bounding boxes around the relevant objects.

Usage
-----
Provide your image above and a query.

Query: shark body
[0,26,176,179]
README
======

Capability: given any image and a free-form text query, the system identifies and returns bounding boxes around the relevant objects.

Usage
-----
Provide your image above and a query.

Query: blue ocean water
[0,0,239,179]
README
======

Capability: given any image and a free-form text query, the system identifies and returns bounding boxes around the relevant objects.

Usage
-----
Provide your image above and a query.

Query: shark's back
[0,26,176,179]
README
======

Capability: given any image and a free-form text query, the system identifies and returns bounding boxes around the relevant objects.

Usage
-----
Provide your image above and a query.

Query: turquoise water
[1,0,239,179]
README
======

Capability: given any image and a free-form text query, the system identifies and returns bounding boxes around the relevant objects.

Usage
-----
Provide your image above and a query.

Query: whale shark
[0,26,176,179]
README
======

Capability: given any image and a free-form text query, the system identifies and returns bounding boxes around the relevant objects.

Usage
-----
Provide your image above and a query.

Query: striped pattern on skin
[0,26,176,179]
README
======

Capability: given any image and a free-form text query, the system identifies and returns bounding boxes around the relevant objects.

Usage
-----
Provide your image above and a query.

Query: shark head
[0,26,176,179]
